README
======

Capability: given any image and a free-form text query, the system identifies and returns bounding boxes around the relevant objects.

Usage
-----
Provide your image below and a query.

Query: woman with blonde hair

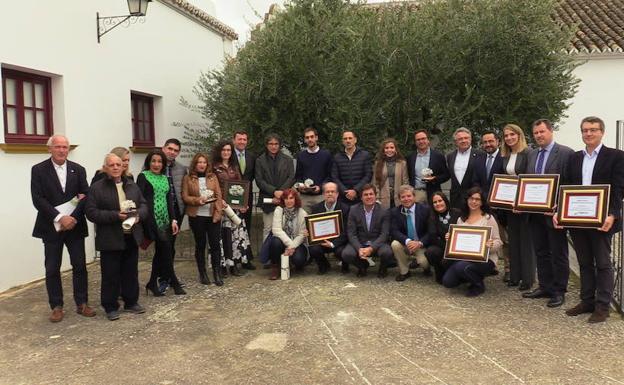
[501,123,535,291]
[372,138,409,209]
[91,147,133,184]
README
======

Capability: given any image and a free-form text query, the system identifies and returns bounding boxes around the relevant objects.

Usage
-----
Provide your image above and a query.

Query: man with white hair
[31,135,95,322]
[446,127,483,208]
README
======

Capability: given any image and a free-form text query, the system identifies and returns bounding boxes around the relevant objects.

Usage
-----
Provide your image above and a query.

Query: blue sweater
[295,148,333,194]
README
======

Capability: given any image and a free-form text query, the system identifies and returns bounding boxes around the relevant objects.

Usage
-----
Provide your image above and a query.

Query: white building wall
[0,1,234,292]
[557,55,624,150]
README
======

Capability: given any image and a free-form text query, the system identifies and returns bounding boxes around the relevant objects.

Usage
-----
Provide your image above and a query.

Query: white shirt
[582,144,602,186]
[506,153,518,175]
[454,149,471,184]
[53,161,67,192]
[306,146,320,154]
[196,177,213,217]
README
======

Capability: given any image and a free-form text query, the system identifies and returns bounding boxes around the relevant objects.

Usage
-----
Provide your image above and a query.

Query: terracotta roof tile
[161,0,238,40]
[364,0,624,54]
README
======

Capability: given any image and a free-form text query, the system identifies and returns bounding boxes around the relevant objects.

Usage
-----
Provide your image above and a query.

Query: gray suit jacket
[526,142,574,175]
[347,202,389,251]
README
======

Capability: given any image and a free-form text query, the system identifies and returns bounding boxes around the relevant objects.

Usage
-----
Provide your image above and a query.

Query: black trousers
[308,244,345,268]
[99,235,139,312]
[150,231,179,286]
[507,212,535,286]
[530,215,569,296]
[43,235,88,309]
[569,229,614,307]
[442,260,495,289]
[268,237,307,269]
[425,245,455,282]
[169,213,185,262]
[341,244,394,270]
[189,216,222,272]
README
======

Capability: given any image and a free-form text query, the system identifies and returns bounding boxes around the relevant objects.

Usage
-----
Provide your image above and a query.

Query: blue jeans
[442,260,495,289]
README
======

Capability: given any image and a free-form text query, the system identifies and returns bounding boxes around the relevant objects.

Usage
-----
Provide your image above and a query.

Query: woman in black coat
[136,150,185,296]
[424,191,462,284]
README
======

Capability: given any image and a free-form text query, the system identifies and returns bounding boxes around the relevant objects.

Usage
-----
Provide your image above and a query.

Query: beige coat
[182,174,223,222]
[373,159,409,208]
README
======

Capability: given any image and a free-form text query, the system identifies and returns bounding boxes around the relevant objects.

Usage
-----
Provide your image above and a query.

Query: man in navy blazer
[446,127,483,209]
[307,182,351,274]
[522,119,574,308]
[472,131,504,199]
[342,184,392,277]
[407,129,450,203]
[390,185,432,281]
[31,135,95,322]
[559,116,624,323]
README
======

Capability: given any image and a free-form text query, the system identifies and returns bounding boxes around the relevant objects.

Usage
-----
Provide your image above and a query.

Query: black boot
[170,275,187,295]
[221,266,229,278]
[198,270,210,285]
[213,267,224,286]
[229,264,243,277]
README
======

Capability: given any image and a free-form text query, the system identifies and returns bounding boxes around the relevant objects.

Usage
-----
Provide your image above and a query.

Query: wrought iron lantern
[97,0,152,43]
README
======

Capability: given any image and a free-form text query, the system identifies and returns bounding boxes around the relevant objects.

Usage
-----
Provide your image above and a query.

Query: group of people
[31,115,623,324]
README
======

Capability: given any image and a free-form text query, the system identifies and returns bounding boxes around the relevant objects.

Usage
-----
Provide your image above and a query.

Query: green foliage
[187,0,578,155]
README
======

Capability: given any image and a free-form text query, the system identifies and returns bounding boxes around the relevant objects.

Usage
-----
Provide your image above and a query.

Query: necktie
[406,209,416,240]
[535,149,546,174]
[486,154,494,177]
[239,152,246,174]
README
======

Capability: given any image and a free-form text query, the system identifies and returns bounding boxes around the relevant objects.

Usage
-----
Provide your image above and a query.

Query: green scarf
[142,171,170,229]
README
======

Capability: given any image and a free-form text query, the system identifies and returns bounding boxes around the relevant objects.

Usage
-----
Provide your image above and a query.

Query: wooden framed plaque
[514,174,559,213]
[224,180,250,209]
[444,224,491,263]
[488,174,518,210]
[556,185,610,228]
[305,210,342,245]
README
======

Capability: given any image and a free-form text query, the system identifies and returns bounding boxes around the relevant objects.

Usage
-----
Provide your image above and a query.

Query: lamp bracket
[97,12,146,43]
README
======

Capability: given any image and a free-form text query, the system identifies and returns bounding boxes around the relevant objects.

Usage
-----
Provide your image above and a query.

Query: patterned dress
[213,162,252,266]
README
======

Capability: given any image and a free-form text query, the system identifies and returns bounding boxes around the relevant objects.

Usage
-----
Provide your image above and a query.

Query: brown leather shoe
[49,306,64,323]
[588,305,610,323]
[76,304,96,318]
[565,302,594,316]
[269,264,279,280]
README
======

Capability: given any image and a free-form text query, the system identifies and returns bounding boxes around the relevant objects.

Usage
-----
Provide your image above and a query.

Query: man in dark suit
[472,130,504,199]
[390,185,432,281]
[31,135,95,322]
[446,127,482,209]
[342,184,392,277]
[233,130,257,269]
[559,116,624,323]
[307,182,351,274]
[522,119,575,308]
[407,129,450,203]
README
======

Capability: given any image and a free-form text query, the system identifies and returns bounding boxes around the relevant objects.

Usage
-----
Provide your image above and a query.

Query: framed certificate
[224,180,250,209]
[514,174,559,213]
[556,185,610,228]
[488,174,518,210]
[444,224,491,263]
[305,210,342,244]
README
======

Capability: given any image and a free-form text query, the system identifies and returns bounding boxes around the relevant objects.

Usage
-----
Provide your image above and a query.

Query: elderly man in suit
[255,133,295,241]
[308,182,351,274]
[390,185,432,281]
[86,153,150,321]
[342,184,392,277]
[557,116,624,323]
[446,127,483,209]
[233,130,257,270]
[407,129,450,203]
[522,119,574,308]
[31,134,95,322]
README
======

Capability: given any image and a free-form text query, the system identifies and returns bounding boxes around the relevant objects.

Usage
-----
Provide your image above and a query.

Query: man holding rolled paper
[255,133,295,241]
[557,116,624,323]
[85,153,149,321]
[294,126,333,213]
[522,119,574,308]
[31,134,95,322]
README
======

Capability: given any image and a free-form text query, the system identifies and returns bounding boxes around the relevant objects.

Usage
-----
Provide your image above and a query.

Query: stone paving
[1,257,624,385]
